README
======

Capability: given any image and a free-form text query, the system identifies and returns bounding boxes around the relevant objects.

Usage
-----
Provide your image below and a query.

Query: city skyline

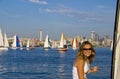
[0,0,117,40]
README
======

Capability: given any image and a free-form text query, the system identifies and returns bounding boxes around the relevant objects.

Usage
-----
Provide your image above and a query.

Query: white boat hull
[57,48,68,53]
[0,47,8,51]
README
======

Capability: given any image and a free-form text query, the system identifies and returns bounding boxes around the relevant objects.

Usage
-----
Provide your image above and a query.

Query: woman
[72,41,98,79]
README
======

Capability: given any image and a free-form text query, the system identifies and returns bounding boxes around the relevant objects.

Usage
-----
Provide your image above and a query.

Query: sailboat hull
[11,47,18,50]
[0,47,8,50]
[57,48,68,53]
[44,47,51,50]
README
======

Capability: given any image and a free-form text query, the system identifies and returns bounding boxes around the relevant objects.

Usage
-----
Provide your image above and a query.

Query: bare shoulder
[74,57,85,67]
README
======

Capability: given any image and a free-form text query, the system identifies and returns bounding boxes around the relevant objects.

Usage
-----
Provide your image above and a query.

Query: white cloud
[96,5,107,9]
[39,5,100,22]
[29,0,48,5]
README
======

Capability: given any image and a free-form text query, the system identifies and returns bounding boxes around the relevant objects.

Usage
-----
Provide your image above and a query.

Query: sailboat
[52,40,57,48]
[0,29,9,50]
[12,35,20,49]
[4,33,9,48]
[57,32,68,52]
[31,38,36,50]
[26,39,31,50]
[19,40,23,50]
[72,37,79,50]
[111,0,120,79]
[44,34,51,50]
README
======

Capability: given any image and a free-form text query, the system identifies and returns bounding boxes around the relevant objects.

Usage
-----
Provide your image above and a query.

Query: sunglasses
[83,48,92,50]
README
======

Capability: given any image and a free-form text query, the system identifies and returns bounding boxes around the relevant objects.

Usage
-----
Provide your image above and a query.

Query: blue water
[0,47,112,79]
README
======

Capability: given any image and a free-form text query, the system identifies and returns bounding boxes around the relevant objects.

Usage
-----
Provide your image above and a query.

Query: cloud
[29,0,48,5]
[96,5,107,9]
[39,5,100,22]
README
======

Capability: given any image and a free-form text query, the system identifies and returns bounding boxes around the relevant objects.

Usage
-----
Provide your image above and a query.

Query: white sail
[19,40,23,50]
[31,38,36,49]
[110,40,113,50]
[0,29,8,50]
[26,39,31,50]
[52,40,57,48]
[4,33,9,47]
[12,35,17,47]
[72,37,79,50]
[44,34,51,49]
[0,28,4,47]
[27,39,30,48]
[57,32,68,52]
[12,35,20,49]
[59,32,67,48]
[112,0,120,79]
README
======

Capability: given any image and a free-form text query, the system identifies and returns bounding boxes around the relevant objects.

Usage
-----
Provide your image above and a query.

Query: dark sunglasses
[83,48,92,50]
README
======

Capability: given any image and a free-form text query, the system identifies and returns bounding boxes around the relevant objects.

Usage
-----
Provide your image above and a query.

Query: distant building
[91,31,95,41]
[40,29,43,41]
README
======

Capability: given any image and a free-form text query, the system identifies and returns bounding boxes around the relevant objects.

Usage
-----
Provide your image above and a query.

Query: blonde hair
[77,41,95,63]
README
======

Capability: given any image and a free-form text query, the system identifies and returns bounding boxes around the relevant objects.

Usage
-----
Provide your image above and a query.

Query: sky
[0,0,117,40]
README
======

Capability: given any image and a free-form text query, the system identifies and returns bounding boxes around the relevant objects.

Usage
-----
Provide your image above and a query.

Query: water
[0,47,112,79]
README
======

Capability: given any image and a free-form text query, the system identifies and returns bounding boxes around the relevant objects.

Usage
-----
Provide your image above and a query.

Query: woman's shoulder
[74,57,85,67]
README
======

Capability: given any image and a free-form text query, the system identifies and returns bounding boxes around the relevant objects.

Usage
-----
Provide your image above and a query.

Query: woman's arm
[86,66,98,74]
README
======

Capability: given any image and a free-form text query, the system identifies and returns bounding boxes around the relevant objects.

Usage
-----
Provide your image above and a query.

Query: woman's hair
[76,41,95,63]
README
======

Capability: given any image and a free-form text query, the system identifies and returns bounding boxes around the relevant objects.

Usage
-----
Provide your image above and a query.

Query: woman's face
[83,44,92,57]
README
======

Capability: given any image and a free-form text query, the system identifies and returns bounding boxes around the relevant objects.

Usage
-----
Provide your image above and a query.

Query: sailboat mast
[111,0,120,79]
